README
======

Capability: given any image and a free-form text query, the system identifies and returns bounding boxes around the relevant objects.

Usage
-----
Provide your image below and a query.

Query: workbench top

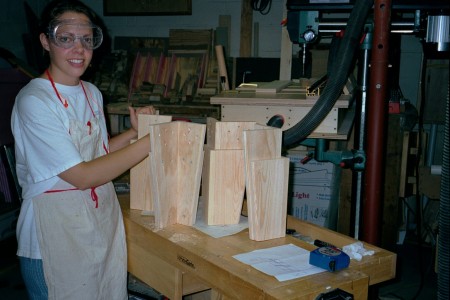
[210,80,352,108]
[210,90,352,108]
[119,194,396,299]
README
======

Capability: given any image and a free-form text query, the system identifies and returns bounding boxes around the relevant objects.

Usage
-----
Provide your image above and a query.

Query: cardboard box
[289,186,334,228]
[286,152,340,229]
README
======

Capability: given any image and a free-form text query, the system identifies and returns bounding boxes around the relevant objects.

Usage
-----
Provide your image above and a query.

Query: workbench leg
[109,114,120,136]
[173,269,183,300]
[352,277,369,300]
[183,289,233,300]
[210,289,230,300]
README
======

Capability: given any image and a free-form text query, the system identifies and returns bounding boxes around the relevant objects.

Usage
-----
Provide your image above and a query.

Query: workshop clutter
[286,151,340,229]
[113,29,221,105]
[127,49,212,103]
[130,116,289,241]
[92,29,224,104]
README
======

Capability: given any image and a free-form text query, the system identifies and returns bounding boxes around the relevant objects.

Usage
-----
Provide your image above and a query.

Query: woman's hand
[128,106,157,133]
[109,106,156,153]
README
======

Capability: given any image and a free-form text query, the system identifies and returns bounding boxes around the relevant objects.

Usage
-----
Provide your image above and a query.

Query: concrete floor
[0,235,438,300]
[377,240,438,300]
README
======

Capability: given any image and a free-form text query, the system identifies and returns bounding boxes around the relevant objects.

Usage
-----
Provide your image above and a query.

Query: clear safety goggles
[48,19,103,50]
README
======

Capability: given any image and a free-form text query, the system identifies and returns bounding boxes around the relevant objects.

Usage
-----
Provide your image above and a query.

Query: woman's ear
[40,33,50,51]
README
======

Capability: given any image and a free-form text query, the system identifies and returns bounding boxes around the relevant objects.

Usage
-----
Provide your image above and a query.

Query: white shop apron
[32,118,127,300]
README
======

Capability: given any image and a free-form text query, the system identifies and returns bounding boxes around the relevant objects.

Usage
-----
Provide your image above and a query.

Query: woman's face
[40,11,94,85]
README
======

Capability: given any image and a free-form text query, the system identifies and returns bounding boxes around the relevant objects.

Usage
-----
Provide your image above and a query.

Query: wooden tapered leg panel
[177,122,205,226]
[150,123,179,228]
[137,114,173,139]
[243,127,288,241]
[202,148,245,225]
[247,158,289,241]
[130,152,152,211]
[205,118,255,149]
[202,118,257,225]
[243,127,283,162]
[149,121,206,229]
[130,114,172,211]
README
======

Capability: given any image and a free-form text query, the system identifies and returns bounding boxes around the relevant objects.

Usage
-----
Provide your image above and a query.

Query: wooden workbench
[210,80,355,140]
[119,195,396,299]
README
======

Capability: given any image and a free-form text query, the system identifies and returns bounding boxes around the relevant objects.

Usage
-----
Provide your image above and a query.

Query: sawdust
[169,233,198,244]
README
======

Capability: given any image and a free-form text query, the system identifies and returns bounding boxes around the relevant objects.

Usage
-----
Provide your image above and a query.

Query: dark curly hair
[39,0,100,35]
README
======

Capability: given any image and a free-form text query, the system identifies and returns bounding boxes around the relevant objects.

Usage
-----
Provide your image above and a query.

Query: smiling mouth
[69,59,83,64]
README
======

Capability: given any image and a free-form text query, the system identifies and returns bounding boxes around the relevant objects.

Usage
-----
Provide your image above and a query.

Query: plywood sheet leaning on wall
[202,118,256,225]
[149,121,206,229]
[130,114,172,212]
[243,126,289,241]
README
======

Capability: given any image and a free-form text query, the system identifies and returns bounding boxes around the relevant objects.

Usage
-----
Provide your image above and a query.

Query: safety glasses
[48,19,103,50]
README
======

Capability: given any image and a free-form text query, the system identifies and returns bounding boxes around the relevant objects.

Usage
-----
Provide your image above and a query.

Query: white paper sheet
[193,197,248,238]
[193,214,248,238]
[233,244,325,281]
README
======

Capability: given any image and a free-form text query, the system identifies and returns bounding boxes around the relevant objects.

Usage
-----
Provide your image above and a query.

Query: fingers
[135,106,156,115]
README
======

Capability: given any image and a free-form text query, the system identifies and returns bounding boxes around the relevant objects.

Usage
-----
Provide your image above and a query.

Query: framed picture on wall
[104,0,192,16]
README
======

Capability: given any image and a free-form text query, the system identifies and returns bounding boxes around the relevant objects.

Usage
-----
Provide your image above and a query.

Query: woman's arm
[59,106,156,190]
[109,127,138,153]
[59,134,150,190]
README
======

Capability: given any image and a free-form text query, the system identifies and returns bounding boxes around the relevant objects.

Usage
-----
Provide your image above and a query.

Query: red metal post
[363,0,392,245]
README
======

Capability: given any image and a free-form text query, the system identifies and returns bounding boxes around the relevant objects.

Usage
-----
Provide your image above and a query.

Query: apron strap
[45,187,99,208]
[90,187,99,208]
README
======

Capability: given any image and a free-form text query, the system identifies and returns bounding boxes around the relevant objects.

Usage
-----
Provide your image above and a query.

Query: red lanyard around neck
[45,69,108,154]
[46,69,68,108]
[45,69,95,117]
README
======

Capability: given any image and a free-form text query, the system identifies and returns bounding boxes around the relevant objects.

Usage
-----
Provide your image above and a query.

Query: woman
[11,1,154,299]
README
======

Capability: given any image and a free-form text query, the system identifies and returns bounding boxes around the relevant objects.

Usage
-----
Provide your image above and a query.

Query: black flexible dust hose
[438,67,449,300]
[282,0,374,147]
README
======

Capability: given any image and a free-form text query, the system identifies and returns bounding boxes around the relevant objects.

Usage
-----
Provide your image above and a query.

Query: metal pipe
[318,21,415,34]
[422,124,438,211]
[354,33,372,239]
[363,0,392,245]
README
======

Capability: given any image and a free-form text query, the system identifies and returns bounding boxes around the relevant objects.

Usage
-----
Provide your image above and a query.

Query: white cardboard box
[289,186,334,227]
[286,152,340,229]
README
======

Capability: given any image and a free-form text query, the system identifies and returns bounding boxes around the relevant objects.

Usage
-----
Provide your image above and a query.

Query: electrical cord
[380,50,437,300]
[412,140,425,300]
[251,0,272,15]
[409,47,429,300]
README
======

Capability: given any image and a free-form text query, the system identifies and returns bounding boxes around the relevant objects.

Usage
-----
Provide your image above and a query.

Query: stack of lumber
[128,29,219,104]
